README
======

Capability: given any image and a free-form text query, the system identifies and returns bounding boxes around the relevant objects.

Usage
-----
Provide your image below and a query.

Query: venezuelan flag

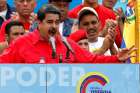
[135,0,140,62]
[121,0,136,63]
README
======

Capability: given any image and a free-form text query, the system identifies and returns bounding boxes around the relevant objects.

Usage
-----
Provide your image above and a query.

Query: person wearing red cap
[69,29,89,51]
[0,4,136,63]
[68,0,122,48]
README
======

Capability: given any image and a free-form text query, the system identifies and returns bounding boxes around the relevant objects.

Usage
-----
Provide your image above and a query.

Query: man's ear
[37,20,43,30]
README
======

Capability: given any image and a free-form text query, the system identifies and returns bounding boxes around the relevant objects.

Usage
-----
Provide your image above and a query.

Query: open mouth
[108,1,114,6]
[88,33,97,37]
[48,28,57,36]
[87,29,97,34]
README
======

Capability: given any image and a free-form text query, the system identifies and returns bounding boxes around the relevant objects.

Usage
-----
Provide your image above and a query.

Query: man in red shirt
[68,0,122,47]
[0,0,36,54]
[102,0,125,37]
[0,21,25,53]
[0,0,36,42]
[0,4,136,63]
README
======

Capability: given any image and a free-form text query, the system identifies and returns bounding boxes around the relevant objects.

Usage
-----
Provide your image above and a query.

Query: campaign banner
[0,64,46,93]
[47,64,140,93]
[0,64,139,93]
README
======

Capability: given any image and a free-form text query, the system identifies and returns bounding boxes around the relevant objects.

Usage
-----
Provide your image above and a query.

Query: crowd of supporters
[0,0,136,63]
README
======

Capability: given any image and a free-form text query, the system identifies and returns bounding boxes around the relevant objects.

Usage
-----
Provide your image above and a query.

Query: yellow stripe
[123,0,137,63]
[135,0,140,62]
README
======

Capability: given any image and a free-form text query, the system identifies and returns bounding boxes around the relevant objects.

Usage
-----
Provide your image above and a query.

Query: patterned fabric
[62,18,74,37]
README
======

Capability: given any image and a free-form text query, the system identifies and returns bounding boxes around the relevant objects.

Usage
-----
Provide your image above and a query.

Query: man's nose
[88,23,93,29]
[52,23,57,28]
[23,1,28,6]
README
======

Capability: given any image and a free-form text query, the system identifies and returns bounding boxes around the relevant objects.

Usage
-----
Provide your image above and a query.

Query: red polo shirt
[0,29,120,63]
[68,4,122,47]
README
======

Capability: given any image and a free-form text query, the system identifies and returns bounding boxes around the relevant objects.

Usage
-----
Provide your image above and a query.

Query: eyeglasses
[12,32,25,36]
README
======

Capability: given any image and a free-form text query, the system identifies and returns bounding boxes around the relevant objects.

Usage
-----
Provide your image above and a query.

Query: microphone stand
[49,36,56,59]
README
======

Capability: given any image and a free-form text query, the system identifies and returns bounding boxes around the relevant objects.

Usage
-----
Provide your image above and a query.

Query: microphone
[49,36,56,58]
[61,37,74,54]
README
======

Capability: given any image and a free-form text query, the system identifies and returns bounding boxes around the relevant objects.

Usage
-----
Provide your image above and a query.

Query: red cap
[69,29,87,42]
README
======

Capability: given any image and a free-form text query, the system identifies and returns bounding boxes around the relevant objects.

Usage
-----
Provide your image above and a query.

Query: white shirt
[88,37,118,55]
[59,22,64,36]
[0,9,7,21]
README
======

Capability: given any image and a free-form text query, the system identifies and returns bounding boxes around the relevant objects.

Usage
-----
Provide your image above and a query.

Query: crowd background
[7,0,127,12]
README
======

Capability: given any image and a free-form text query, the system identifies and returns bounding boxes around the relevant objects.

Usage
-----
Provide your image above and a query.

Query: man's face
[0,0,7,11]
[50,1,69,22]
[38,13,60,41]
[14,0,36,17]
[9,26,25,42]
[84,0,98,4]
[79,14,100,42]
[78,39,89,51]
[103,0,117,9]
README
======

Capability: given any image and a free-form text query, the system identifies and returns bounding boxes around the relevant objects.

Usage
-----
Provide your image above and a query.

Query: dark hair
[0,16,4,26]
[5,21,24,35]
[48,0,72,2]
[78,10,99,25]
[37,4,61,22]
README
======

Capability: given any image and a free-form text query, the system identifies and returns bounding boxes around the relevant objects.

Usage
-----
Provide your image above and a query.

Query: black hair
[5,21,24,35]
[78,10,99,25]
[0,16,4,26]
[48,0,72,2]
[37,4,61,22]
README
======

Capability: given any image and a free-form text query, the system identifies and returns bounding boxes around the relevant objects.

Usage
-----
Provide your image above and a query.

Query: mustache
[48,27,57,36]
[60,10,65,13]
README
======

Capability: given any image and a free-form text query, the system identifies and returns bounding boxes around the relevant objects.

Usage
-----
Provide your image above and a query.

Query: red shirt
[0,29,120,63]
[68,4,122,47]
[0,19,30,42]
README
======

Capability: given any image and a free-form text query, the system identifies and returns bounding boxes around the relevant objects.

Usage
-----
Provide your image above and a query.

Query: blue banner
[0,64,139,93]
[0,64,46,93]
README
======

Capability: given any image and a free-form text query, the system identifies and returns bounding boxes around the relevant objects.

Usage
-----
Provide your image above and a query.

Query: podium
[0,64,139,93]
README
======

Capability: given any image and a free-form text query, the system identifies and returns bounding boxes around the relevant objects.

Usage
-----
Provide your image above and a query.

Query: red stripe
[81,78,106,93]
